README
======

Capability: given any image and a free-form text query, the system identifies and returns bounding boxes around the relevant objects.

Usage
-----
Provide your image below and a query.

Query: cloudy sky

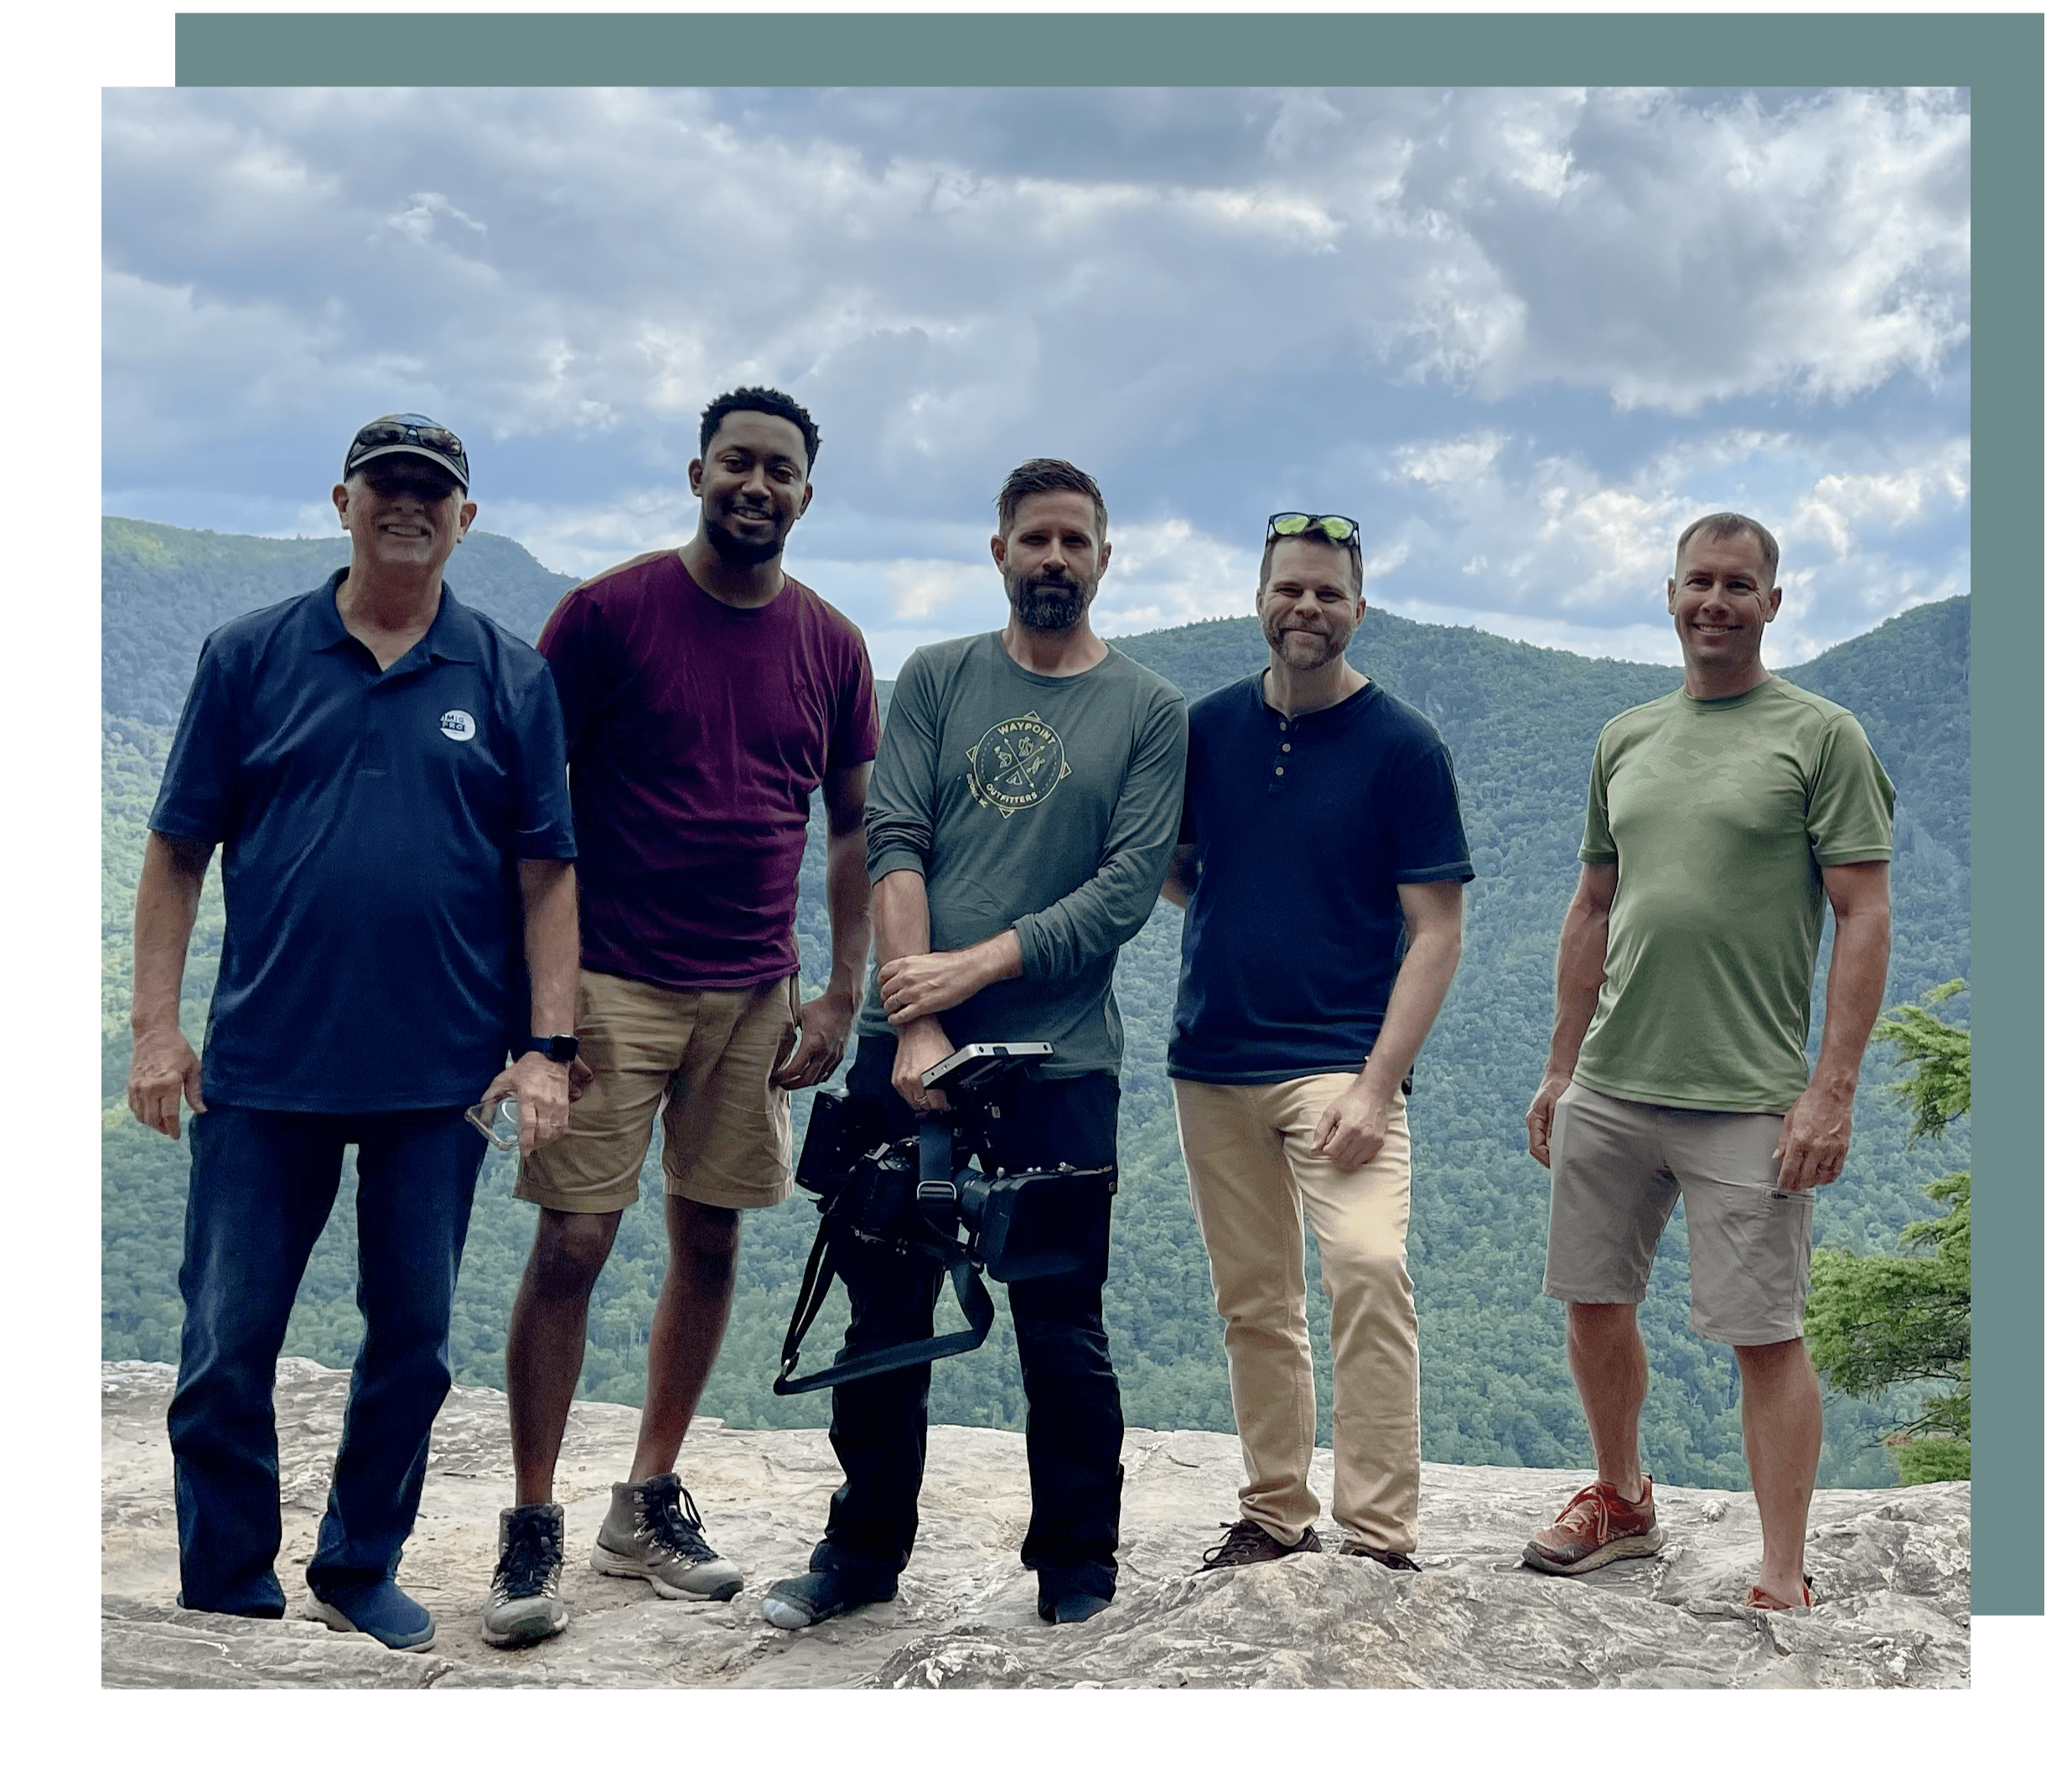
[102,84,1971,674]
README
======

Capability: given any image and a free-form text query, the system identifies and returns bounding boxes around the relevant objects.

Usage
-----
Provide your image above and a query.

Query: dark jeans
[815,1038,1124,1606]
[168,1104,484,1614]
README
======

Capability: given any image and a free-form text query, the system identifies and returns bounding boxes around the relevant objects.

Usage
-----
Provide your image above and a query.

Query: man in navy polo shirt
[127,414,580,1653]
[1161,511,1471,1576]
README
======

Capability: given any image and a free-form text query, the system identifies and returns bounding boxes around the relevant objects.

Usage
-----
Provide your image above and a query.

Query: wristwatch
[525,1033,581,1064]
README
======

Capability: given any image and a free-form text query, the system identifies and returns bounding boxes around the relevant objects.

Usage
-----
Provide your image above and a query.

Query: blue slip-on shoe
[303,1579,438,1652]
[1039,1592,1111,1625]
[761,1569,897,1631]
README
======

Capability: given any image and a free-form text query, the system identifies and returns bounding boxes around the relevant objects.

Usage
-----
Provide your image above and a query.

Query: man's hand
[567,1054,594,1104]
[890,1017,956,1113]
[479,1050,572,1156]
[1313,1078,1396,1172]
[878,933,1018,1026]
[1774,1078,1855,1193]
[128,1023,205,1138]
[1525,1071,1572,1168]
[773,992,856,1089]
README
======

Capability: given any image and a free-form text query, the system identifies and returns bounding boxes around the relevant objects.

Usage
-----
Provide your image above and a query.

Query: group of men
[127,387,1893,1654]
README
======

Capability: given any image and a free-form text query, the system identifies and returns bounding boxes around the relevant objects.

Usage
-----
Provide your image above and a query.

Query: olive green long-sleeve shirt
[858,631,1187,1077]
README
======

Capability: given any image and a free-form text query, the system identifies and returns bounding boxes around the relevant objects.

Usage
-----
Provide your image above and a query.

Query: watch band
[526,1033,580,1064]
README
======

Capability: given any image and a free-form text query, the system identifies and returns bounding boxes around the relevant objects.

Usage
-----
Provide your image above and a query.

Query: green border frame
[169,12,2041,1614]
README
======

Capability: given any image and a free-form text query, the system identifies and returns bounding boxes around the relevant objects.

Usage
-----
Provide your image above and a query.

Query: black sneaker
[761,1569,897,1631]
[592,1474,743,1601]
[1340,1543,1421,1571]
[480,1502,569,1648]
[1199,1520,1324,1571]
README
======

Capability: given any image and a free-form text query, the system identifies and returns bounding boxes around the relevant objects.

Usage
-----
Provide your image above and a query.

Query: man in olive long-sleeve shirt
[764,459,1187,1632]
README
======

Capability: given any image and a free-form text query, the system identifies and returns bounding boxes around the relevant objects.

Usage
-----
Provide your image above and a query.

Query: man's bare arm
[873,867,962,1110]
[776,762,873,1089]
[1774,860,1892,1192]
[1314,879,1466,1170]
[1525,860,1618,1167]
[479,858,580,1155]
[1159,841,1199,909]
[128,832,215,1137]
[876,867,1023,1033]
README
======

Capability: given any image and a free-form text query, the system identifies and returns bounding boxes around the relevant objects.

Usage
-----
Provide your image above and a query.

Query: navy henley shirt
[150,572,578,1113]
[1168,673,1474,1085]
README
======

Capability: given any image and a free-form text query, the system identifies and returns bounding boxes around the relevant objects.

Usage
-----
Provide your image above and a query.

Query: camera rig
[772,1042,1117,1395]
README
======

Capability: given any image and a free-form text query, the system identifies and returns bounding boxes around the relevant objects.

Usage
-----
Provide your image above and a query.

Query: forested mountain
[101,520,1970,1489]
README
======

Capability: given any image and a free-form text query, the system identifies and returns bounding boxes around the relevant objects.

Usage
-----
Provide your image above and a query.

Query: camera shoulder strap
[772,1223,997,1395]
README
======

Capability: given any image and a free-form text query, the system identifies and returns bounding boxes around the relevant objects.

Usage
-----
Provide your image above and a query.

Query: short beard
[1266,621,1348,669]
[1010,572,1090,632]
[703,511,785,567]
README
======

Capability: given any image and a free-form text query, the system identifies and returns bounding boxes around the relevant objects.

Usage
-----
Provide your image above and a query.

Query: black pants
[168,1105,482,1613]
[814,1038,1124,1605]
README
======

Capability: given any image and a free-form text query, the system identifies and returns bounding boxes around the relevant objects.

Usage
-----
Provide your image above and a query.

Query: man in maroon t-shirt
[479,387,879,1649]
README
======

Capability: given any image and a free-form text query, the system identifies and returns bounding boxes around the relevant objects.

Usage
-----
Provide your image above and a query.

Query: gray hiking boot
[480,1502,569,1649]
[591,1474,743,1601]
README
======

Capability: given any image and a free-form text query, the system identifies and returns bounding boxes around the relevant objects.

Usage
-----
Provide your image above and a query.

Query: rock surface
[102,1358,1970,1689]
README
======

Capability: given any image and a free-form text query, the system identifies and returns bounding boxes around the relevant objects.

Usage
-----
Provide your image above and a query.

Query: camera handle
[773,1115,996,1395]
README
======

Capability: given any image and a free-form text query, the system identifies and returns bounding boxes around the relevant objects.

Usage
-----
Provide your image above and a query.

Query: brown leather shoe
[1522,1476,1665,1575]
[1199,1519,1323,1571]
[1339,1543,1420,1571]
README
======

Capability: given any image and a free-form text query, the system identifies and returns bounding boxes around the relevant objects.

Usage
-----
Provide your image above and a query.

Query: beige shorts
[1544,1082,1812,1347]
[516,968,800,1215]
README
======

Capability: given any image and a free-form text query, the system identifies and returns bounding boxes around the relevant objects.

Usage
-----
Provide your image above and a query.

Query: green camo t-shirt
[1572,676,1894,1113]
[857,632,1188,1077]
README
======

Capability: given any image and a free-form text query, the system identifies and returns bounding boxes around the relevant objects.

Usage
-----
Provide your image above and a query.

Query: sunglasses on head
[1267,512,1360,547]
[351,416,466,458]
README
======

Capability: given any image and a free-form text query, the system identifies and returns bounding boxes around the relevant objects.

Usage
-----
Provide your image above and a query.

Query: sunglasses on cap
[1267,512,1361,546]
[344,413,470,489]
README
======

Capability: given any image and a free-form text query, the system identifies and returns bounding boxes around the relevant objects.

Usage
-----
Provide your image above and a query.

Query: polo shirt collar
[306,567,480,668]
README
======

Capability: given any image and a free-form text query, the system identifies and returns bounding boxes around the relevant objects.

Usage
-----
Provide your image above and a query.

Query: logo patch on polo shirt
[438,709,478,743]
[966,711,1070,818]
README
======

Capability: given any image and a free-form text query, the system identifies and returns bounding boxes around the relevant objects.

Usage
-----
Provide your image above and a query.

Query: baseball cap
[343,413,470,493]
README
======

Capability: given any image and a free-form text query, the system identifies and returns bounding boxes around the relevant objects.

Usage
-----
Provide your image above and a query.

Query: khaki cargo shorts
[1543,1082,1813,1347]
[516,968,800,1215]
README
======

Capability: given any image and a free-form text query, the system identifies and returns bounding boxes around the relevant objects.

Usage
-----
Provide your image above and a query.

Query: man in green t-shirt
[1522,512,1893,1613]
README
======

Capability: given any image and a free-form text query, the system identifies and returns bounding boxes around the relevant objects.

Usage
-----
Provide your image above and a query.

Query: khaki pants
[1173,1074,1419,1554]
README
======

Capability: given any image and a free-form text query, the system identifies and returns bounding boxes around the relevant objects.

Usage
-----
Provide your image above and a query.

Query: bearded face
[1008,570,1090,631]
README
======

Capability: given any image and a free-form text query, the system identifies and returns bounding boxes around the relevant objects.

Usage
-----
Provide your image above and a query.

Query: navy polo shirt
[150,571,578,1113]
[1168,674,1474,1085]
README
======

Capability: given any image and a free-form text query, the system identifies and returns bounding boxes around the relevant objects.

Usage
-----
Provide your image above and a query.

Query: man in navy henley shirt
[1163,511,1472,1576]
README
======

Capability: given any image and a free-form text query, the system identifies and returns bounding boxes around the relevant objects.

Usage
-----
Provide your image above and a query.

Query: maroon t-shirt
[538,550,878,991]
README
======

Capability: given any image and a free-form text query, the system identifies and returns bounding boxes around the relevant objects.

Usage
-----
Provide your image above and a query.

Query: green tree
[1805,981,1971,1483]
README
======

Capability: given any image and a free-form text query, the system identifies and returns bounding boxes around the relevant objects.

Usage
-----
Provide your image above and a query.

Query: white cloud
[101,85,1971,671]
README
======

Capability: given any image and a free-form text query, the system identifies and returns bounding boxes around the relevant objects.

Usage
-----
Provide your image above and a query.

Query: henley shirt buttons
[1281,743,1292,753]
[1274,766,1284,776]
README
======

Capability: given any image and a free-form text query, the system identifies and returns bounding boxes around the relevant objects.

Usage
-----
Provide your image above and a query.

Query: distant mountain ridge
[102,517,579,727]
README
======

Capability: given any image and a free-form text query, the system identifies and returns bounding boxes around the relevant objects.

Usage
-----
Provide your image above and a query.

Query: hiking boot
[480,1502,569,1649]
[1199,1519,1323,1571]
[302,1579,436,1652]
[761,1568,898,1631]
[592,1474,743,1601]
[1523,1475,1665,1576]
[1340,1543,1421,1571]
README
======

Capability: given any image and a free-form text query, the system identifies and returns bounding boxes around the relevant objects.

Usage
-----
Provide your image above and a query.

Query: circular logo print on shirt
[966,711,1071,819]
[438,709,478,743]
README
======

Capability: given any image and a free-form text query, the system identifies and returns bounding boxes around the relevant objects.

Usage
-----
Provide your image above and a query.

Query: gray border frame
[168,11,2038,1614]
